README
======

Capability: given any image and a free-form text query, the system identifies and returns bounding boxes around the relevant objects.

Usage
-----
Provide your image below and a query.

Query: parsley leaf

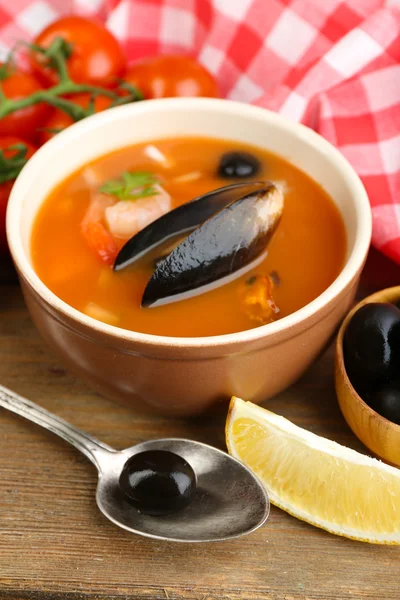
[100,171,160,201]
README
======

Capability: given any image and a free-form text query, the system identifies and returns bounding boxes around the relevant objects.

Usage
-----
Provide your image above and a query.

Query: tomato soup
[31,137,346,337]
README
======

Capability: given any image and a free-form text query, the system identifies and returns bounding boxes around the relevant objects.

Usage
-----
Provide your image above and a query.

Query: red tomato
[38,93,114,144]
[31,16,126,88]
[0,64,50,141]
[0,136,36,253]
[124,55,219,99]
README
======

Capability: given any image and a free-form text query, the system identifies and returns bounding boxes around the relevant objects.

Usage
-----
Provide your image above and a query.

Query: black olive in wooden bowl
[335,286,400,466]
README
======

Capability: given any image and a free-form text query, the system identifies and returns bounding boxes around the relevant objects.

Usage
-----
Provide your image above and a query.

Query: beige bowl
[7,98,371,416]
[335,286,400,466]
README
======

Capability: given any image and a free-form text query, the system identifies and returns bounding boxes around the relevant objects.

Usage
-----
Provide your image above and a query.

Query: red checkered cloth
[0,0,399,263]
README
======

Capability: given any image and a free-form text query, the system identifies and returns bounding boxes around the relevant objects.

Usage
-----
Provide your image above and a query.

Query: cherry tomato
[124,55,219,99]
[38,93,114,144]
[0,64,50,141]
[0,136,36,253]
[31,16,126,88]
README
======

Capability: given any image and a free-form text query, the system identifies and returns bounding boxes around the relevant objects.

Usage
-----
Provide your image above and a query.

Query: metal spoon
[0,384,269,543]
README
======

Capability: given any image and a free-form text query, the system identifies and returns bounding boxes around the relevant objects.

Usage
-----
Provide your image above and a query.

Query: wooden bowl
[335,285,400,466]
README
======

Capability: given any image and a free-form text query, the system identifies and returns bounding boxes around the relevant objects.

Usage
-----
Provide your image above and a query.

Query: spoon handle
[0,384,115,470]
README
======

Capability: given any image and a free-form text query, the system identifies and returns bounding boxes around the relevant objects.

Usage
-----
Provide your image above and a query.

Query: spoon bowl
[335,285,400,466]
[0,384,269,542]
[96,438,269,542]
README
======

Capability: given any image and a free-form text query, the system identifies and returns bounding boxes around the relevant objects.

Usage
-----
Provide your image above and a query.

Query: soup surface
[31,137,346,337]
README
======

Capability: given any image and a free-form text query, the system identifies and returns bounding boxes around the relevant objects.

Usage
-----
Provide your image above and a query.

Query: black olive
[372,381,400,425]
[343,302,400,388]
[119,450,197,516]
[218,152,261,179]
[350,378,378,407]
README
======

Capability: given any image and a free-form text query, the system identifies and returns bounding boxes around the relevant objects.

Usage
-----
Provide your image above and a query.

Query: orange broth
[31,137,346,337]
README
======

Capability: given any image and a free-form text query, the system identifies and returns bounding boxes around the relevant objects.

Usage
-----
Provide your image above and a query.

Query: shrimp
[80,183,171,264]
[104,184,171,240]
[81,193,119,266]
[81,193,115,229]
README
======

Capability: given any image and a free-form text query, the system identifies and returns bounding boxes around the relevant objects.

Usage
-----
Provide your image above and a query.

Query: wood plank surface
[1,250,400,600]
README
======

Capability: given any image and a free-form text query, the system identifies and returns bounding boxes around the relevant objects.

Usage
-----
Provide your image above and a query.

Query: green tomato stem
[0,38,142,122]
[43,39,71,84]
[0,143,31,183]
[0,83,123,120]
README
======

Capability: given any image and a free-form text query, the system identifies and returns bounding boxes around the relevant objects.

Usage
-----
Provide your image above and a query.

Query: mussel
[113,182,267,272]
[142,182,284,307]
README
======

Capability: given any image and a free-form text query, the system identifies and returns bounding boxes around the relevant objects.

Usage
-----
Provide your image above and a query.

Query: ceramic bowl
[7,98,371,416]
[335,286,400,466]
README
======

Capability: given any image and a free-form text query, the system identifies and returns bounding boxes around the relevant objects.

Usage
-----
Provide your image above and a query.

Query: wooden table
[1,251,400,600]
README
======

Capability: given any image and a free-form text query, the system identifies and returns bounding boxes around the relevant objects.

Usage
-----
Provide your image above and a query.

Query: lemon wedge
[226,397,400,544]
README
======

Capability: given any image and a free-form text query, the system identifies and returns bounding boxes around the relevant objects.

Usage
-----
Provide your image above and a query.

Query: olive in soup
[31,137,346,337]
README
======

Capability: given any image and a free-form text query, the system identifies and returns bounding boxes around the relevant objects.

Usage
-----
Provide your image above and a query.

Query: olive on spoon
[0,384,269,542]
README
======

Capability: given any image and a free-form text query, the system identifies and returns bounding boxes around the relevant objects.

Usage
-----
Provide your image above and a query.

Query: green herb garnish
[100,171,160,201]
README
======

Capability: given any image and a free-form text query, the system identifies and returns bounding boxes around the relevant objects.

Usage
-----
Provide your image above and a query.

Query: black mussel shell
[343,302,400,389]
[218,152,261,179]
[113,182,266,271]
[142,182,284,308]
[119,450,197,516]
